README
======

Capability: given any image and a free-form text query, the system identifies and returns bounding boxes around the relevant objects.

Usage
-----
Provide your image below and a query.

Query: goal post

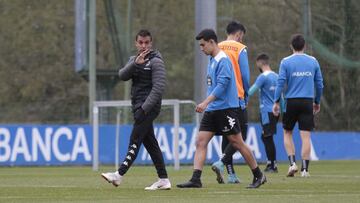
[92,99,199,171]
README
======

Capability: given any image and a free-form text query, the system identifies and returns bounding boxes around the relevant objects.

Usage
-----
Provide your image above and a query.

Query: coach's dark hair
[256,53,270,65]
[291,34,305,51]
[226,21,246,35]
[195,29,218,43]
[135,29,152,41]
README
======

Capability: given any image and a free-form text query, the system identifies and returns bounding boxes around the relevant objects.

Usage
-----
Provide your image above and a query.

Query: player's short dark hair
[226,21,246,35]
[195,29,218,43]
[291,34,305,51]
[135,29,152,41]
[256,53,270,65]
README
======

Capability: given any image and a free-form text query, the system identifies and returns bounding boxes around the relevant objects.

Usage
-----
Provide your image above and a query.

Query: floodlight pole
[89,0,96,124]
[303,0,313,54]
[194,0,216,103]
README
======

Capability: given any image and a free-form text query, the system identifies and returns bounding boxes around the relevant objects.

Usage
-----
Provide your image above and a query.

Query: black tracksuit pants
[118,111,168,178]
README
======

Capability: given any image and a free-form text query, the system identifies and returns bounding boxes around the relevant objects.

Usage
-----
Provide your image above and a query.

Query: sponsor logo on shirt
[292,71,312,77]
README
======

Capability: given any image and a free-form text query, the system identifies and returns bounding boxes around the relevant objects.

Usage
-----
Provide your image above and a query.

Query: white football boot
[301,170,310,178]
[101,171,122,187]
[144,178,171,191]
[287,163,298,177]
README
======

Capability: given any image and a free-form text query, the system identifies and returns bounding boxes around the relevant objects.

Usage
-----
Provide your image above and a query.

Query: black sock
[226,164,235,175]
[262,135,277,163]
[221,145,236,165]
[191,169,202,182]
[301,160,310,171]
[288,155,296,166]
[221,137,229,152]
[251,167,262,179]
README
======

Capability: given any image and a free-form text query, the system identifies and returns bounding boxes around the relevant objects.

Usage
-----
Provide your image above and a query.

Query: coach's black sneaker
[176,180,202,188]
[246,173,267,189]
[264,164,278,173]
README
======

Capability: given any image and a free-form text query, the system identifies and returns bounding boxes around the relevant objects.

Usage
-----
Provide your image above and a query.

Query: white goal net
[92,99,199,171]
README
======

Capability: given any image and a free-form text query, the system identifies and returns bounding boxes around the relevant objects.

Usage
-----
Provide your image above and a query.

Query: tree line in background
[0,0,359,130]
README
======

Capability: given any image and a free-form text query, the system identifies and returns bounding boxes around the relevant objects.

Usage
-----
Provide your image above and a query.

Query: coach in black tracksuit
[117,30,168,180]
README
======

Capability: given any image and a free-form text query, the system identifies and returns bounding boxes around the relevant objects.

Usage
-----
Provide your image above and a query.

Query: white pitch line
[0,185,79,188]
[314,175,360,178]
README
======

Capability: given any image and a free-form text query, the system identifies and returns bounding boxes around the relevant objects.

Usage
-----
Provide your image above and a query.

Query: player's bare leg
[300,130,311,177]
[284,129,298,177]
[227,134,257,169]
[193,131,214,170]
[284,129,295,155]
[227,133,266,188]
[176,131,213,188]
[300,130,311,160]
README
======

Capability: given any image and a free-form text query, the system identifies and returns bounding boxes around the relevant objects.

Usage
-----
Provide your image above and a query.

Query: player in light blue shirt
[248,53,283,173]
[274,51,323,105]
[212,21,250,184]
[205,51,239,111]
[273,34,324,177]
[177,29,266,189]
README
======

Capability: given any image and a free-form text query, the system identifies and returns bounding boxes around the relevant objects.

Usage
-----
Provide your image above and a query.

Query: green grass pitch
[1,160,359,203]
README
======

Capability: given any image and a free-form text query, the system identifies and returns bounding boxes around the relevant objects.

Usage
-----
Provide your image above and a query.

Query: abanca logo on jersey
[292,71,312,77]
